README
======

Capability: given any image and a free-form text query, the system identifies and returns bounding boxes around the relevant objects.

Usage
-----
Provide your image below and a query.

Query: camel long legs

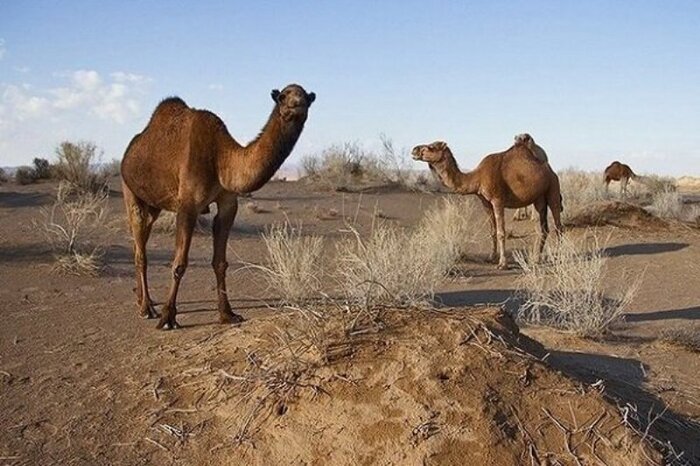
[123,181,160,319]
[212,194,244,324]
[478,196,497,262]
[491,201,507,269]
[158,208,198,330]
[534,198,549,259]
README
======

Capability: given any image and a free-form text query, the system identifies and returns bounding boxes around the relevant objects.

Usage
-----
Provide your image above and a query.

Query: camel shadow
[0,191,52,208]
[546,350,700,463]
[625,306,700,322]
[0,243,53,264]
[434,289,521,314]
[603,242,689,257]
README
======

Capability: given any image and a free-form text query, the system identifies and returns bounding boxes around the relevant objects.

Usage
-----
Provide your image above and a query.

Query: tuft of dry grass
[336,196,485,308]
[646,188,683,219]
[659,328,700,352]
[38,181,110,275]
[513,232,640,337]
[558,169,608,222]
[416,196,486,266]
[252,222,325,306]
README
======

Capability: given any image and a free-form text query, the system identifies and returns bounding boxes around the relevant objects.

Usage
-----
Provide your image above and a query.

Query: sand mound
[133,308,661,465]
[566,201,667,229]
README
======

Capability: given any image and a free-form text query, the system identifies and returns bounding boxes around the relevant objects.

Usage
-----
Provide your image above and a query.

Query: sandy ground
[1,177,699,465]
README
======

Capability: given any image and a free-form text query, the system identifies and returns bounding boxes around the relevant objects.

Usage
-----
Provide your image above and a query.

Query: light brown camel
[604,161,636,197]
[121,84,315,329]
[512,133,548,221]
[412,141,563,269]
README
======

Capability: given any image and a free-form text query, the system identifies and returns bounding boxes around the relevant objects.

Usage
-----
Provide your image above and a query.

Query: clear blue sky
[1,1,699,175]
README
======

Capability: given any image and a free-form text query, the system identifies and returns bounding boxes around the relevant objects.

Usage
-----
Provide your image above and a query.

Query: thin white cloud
[0,69,152,165]
[1,69,151,123]
[208,83,224,91]
[0,38,6,60]
[14,65,31,73]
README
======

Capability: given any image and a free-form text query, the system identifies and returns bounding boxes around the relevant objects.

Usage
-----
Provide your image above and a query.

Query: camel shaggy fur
[604,161,636,197]
[512,133,549,221]
[412,141,563,269]
[121,84,315,329]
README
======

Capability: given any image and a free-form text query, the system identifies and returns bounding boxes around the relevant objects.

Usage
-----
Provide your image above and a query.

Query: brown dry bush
[300,136,418,191]
[14,166,38,185]
[336,198,484,308]
[53,141,110,194]
[514,232,640,337]
[38,181,110,275]
[0,167,8,183]
[250,222,325,306]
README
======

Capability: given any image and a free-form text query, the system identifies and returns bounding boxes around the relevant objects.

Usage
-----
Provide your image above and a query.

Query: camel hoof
[156,308,180,330]
[156,319,181,330]
[140,303,159,319]
[220,312,244,325]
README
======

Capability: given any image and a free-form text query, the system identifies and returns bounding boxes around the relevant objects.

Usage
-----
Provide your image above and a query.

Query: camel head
[513,133,533,147]
[411,141,451,164]
[271,84,316,123]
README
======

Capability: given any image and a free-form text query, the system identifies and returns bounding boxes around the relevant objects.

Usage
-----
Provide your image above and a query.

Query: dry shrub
[337,198,485,308]
[301,142,382,190]
[417,196,485,264]
[338,224,440,307]
[647,188,684,219]
[513,232,640,337]
[53,141,109,194]
[102,158,122,177]
[558,169,608,221]
[32,158,52,180]
[152,210,213,235]
[39,181,109,275]
[14,166,38,185]
[636,174,677,195]
[0,167,8,183]
[252,222,324,305]
[300,136,415,191]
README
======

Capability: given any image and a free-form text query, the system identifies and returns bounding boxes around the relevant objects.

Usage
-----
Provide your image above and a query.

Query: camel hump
[149,96,190,123]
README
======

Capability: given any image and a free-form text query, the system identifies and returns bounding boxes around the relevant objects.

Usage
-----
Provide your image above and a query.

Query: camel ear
[434,141,447,151]
[271,89,281,103]
[307,92,316,105]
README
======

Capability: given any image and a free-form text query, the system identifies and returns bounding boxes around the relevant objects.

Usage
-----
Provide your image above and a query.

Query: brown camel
[604,161,636,197]
[412,141,563,269]
[512,133,548,220]
[121,84,315,329]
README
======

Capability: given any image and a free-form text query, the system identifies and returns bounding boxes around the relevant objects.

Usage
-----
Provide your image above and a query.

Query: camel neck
[219,108,303,193]
[435,154,480,194]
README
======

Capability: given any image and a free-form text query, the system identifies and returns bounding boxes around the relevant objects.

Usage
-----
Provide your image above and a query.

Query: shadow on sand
[547,349,700,463]
[0,191,52,208]
[603,242,689,257]
[625,306,700,323]
[435,289,521,314]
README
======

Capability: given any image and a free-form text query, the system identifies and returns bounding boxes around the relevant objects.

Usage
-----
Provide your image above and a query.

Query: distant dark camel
[604,161,637,197]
